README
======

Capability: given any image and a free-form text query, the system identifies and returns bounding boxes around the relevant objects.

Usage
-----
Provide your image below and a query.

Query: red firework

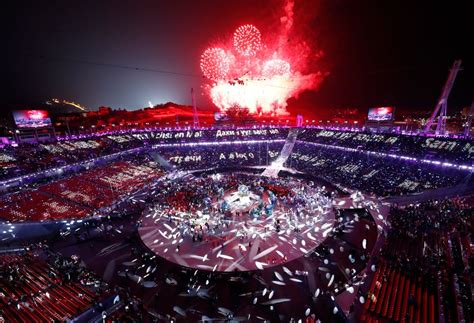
[262,59,291,78]
[233,24,262,56]
[200,47,230,80]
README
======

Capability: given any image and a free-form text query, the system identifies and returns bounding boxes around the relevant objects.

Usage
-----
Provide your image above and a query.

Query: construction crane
[424,60,462,135]
[464,101,474,137]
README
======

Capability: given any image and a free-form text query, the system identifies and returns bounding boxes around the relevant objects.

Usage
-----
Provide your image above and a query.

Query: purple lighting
[300,141,473,172]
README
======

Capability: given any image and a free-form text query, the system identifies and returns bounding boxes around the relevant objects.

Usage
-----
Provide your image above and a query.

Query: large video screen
[367,106,395,121]
[13,110,52,128]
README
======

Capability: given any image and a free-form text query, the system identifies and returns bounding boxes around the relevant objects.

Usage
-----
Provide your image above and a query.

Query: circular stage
[138,173,336,272]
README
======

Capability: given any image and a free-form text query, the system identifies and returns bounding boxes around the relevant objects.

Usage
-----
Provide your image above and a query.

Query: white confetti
[274,271,284,281]
[328,274,334,287]
[272,280,286,286]
[268,290,274,299]
[261,298,291,305]
[314,288,320,298]
[282,266,293,276]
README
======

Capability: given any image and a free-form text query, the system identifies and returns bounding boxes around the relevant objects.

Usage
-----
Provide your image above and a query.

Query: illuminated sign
[13,110,52,128]
[367,107,395,121]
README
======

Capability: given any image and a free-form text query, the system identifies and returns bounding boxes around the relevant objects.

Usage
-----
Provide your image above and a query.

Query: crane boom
[424,60,462,134]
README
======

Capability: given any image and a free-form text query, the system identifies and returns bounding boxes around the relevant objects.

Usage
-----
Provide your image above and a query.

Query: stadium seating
[0,252,106,322]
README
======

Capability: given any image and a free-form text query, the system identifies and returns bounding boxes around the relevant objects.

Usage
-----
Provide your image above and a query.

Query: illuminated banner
[218,151,255,160]
[215,128,280,138]
[154,130,203,140]
[422,138,474,155]
[13,110,52,128]
[169,155,202,164]
[151,128,281,142]
[367,107,395,121]
[169,151,257,164]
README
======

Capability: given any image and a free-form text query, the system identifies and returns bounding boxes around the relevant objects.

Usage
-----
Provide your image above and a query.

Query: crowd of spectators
[158,142,284,170]
[298,128,474,163]
[357,198,473,322]
[0,135,144,181]
[0,155,164,222]
[288,142,471,196]
[0,247,111,322]
[1,127,470,186]
[1,128,471,223]
[1,126,472,321]
[0,127,288,182]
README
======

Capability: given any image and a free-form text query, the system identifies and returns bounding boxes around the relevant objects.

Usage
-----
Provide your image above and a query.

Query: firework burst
[199,1,326,116]
[233,24,262,57]
[262,59,291,78]
[200,47,231,80]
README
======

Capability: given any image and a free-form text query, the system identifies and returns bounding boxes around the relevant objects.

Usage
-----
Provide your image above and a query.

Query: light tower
[464,101,474,137]
[424,60,462,135]
[191,88,199,128]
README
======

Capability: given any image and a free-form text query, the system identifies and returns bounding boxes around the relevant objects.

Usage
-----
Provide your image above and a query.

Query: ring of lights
[138,172,336,272]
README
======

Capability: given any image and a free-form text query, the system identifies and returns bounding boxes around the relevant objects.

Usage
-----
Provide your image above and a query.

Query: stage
[138,173,336,272]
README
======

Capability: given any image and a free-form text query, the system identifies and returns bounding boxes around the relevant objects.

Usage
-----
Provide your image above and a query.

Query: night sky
[4,0,473,114]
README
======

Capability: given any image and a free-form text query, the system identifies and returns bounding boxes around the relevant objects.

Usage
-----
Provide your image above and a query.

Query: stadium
[2,1,473,322]
[0,123,472,322]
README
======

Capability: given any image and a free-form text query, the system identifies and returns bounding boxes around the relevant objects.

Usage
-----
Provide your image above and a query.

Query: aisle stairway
[261,128,299,177]
[148,151,175,172]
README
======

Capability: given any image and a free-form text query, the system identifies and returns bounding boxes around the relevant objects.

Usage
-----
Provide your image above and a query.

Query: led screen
[368,107,395,121]
[13,110,52,128]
